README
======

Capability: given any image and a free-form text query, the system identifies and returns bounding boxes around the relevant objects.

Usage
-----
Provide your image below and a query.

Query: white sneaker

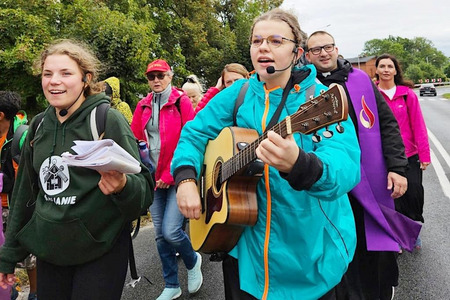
[187,252,203,294]
[156,287,182,300]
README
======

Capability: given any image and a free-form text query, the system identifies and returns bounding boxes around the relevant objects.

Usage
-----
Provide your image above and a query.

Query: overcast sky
[281,0,450,59]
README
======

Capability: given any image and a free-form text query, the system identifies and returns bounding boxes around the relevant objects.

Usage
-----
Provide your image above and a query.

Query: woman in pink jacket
[130,59,201,300]
[376,53,431,249]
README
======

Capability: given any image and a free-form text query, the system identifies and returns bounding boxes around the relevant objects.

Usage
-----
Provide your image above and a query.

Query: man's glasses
[250,35,296,48]
[308,44,335,55]
[147,73,167,81]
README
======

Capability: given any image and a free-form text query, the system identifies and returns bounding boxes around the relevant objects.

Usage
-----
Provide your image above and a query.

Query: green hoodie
[0,93,154,273]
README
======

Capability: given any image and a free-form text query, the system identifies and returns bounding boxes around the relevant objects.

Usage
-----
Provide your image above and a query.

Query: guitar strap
[265,76,294,131]
[233,82,249,126]
[232,77,293,130]
[234,71,315,131]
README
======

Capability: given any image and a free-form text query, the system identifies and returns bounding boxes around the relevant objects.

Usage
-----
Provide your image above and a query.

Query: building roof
[346,55,377,64]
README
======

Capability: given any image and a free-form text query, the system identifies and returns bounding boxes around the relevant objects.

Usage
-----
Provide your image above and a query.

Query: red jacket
[131,87,195,185]
[194,87,220,113]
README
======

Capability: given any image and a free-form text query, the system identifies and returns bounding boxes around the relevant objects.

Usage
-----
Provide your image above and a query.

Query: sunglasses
[147,73,167,81]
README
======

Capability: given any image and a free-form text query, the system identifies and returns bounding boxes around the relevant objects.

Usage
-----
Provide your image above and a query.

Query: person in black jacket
[305,31,413,300]
[0,91,37,300]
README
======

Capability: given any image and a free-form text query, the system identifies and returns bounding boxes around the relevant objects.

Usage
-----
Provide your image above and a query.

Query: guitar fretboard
[220,120,288,183]
[217,83,346,184]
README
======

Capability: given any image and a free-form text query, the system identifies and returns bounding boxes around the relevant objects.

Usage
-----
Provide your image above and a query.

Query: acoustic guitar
[191,83,348,253]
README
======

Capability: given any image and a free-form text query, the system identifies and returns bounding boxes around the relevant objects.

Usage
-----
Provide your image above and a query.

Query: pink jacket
[194,87,220,113]
[378,85,431,163]
[131,87,195,185]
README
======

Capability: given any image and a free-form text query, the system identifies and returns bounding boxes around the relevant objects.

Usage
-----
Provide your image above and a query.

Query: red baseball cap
[146,59,171,74]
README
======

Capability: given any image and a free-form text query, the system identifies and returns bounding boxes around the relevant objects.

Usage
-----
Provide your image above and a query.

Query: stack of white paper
[61,139,141,174]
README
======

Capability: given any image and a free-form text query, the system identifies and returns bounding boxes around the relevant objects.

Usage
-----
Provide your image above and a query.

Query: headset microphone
[266,49,298,74]
[266,61,294,74]
[59,77,87,117]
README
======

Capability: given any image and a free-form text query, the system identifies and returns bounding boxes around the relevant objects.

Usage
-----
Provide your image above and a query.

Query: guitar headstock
[290,83,348,135]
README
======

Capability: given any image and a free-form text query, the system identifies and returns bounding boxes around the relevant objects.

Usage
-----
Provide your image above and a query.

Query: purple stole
[347,69,421,252]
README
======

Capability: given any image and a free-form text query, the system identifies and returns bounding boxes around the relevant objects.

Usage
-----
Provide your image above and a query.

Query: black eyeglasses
[308,44,335,55]
[147,73,167,81]
[250,35,296,48]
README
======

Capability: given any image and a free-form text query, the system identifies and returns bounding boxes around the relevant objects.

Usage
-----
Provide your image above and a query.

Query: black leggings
[36,227,130,300]
[222,255,337,300]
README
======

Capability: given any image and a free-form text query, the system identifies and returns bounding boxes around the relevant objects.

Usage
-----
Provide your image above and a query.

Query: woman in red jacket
[130,59,202,300]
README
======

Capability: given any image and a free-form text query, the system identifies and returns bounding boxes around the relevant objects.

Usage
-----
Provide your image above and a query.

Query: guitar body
[190,127,260,253]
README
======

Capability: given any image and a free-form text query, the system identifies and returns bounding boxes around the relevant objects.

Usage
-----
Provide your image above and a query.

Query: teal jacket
[172,65,360,299]
[0,93,154,273]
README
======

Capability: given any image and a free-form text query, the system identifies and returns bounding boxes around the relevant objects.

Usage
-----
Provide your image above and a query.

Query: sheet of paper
[61,139,141,174]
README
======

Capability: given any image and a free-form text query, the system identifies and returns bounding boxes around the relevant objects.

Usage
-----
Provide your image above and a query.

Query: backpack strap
[32,112,45,135]
[12,112,45,163]
[90,103,110,140]
[175,97,181,114]
[11,124,29,164]
[233,81,249,126]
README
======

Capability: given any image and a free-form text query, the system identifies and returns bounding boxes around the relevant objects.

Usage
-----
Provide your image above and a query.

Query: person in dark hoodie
[0,39,154,300]
[306,31,420,300]
[0,91,37,300]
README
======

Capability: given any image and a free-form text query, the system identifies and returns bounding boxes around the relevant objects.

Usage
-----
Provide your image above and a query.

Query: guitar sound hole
[213,161,222,194]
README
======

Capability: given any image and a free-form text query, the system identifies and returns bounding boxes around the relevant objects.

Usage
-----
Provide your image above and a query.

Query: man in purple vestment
[305,31,419,300]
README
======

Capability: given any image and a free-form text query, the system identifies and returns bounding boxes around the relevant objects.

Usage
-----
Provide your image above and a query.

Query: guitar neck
[218,83,347,184]
[220,121,288,183]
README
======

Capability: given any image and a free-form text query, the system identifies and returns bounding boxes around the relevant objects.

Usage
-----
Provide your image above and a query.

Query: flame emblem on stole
[359,95,375,129]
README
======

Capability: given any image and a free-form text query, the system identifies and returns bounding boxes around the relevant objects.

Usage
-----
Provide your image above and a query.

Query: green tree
[1,0,284,113]
[362,35,449,83]
[0,1,56,113]
[444,63,450,80]
[0,0,160,112]
[405,62,446,84]
[145,0,281,87]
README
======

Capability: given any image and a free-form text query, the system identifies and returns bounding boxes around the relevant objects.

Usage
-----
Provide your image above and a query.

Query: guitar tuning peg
[335,123,345,134]
[322,127,333,138]
[312,132,322,143]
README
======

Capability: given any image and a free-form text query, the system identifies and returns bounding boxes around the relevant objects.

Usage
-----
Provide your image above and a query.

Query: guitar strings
[203,93,339,184]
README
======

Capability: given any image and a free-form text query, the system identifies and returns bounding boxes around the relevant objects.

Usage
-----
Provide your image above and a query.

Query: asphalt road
[121,224,224,300]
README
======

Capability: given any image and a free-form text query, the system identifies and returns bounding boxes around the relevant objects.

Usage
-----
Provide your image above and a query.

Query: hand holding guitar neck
[256,131,299,173]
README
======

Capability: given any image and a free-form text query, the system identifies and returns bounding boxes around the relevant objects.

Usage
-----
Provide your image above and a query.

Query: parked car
[419,83,437,96]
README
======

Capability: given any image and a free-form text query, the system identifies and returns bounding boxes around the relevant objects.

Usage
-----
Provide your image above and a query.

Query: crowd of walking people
[0,6,430,300]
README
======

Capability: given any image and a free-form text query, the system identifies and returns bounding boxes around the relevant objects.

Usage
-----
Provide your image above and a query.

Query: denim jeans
[151,186,197,288]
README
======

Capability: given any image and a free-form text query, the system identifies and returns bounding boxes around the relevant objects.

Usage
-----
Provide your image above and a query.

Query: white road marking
[428,129,450,199]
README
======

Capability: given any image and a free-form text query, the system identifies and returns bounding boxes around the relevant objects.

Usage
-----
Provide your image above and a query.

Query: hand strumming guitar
[176,181,201,220]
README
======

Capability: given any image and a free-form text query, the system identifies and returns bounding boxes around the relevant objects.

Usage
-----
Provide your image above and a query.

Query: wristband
[177,178,196,187]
